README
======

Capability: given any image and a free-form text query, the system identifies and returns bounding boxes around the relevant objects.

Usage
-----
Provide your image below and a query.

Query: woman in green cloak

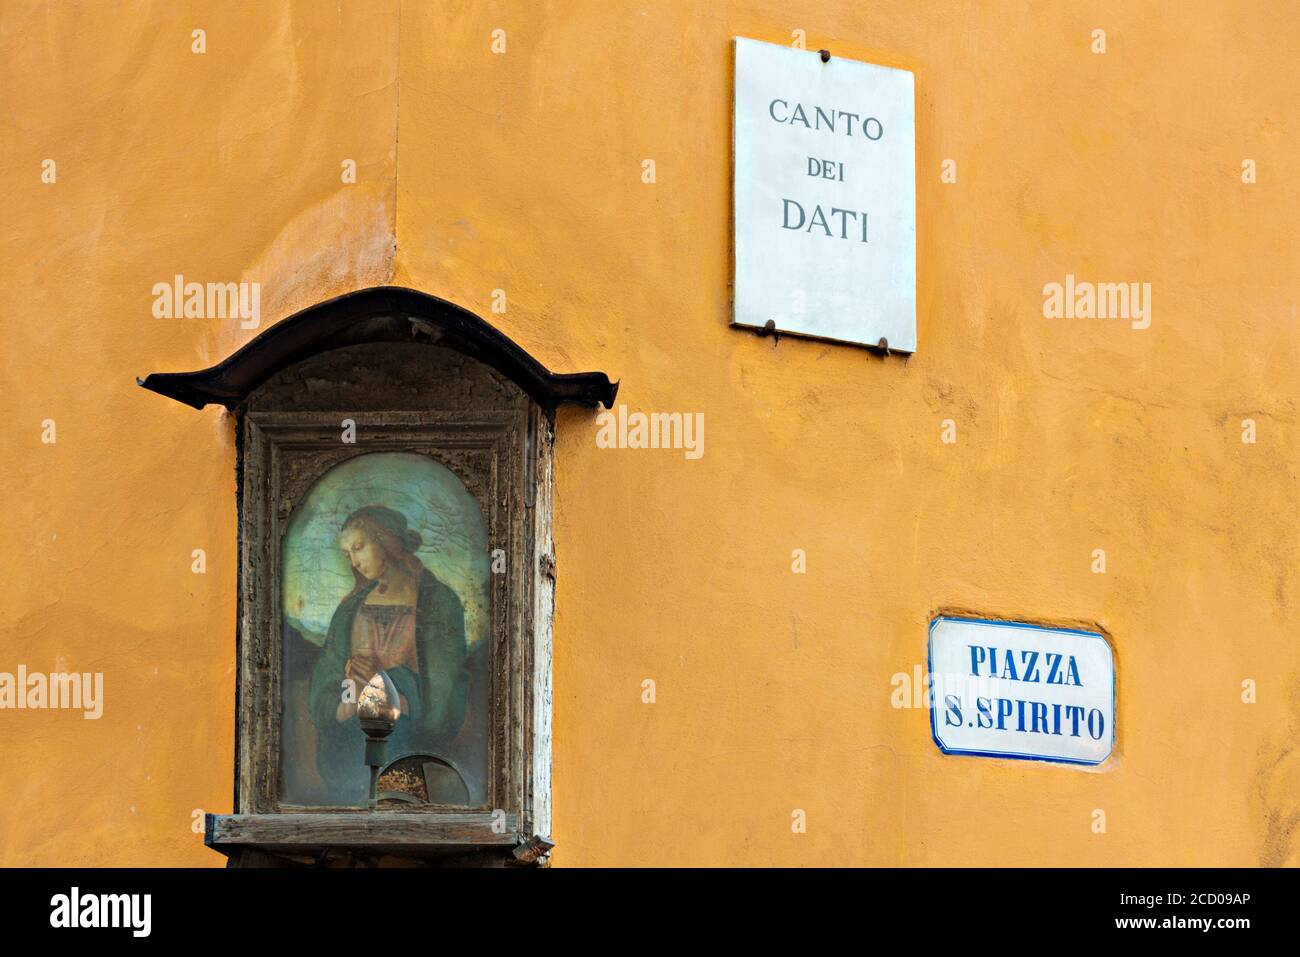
[307,505,469,805]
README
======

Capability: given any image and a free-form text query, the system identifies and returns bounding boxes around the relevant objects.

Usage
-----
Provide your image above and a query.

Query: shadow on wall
[1257,680,1300,866]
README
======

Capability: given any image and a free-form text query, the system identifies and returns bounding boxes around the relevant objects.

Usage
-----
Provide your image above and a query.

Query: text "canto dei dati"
[766,97,885,243]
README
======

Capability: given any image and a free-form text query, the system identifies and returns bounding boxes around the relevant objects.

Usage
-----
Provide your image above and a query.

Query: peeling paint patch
[198,194,396,366]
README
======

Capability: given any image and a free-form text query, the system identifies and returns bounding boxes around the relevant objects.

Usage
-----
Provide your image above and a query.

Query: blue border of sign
[927,615,1115,767]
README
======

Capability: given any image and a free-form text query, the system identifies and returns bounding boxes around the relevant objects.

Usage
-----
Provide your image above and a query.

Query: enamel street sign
[928,617,1116,766]
[732,37,916,351]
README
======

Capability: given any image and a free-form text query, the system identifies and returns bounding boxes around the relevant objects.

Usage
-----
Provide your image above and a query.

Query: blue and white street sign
[928,616,1116,766]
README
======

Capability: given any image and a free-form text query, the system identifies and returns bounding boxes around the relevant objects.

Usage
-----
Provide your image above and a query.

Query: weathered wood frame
[207,404,555,864]
[135,290,615,866]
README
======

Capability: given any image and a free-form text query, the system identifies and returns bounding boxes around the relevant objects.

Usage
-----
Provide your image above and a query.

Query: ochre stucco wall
[1,1,1296,866]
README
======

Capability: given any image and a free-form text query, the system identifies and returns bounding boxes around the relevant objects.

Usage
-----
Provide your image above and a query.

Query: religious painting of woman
[279,453,490,807]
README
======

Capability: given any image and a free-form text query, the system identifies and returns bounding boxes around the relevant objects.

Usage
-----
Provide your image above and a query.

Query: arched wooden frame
[139,288,617,865]
[138,286,617,412]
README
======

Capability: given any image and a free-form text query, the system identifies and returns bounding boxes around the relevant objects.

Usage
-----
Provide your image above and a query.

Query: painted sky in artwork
[282,452,489,646]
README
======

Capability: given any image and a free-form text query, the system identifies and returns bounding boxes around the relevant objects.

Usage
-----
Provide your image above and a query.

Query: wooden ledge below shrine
[205,812,546,867]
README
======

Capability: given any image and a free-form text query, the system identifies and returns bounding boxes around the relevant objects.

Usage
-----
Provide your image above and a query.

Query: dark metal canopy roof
[137,286,618,411]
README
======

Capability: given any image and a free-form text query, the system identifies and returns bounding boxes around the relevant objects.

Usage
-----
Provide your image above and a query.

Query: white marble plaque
[733,37,916,351]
